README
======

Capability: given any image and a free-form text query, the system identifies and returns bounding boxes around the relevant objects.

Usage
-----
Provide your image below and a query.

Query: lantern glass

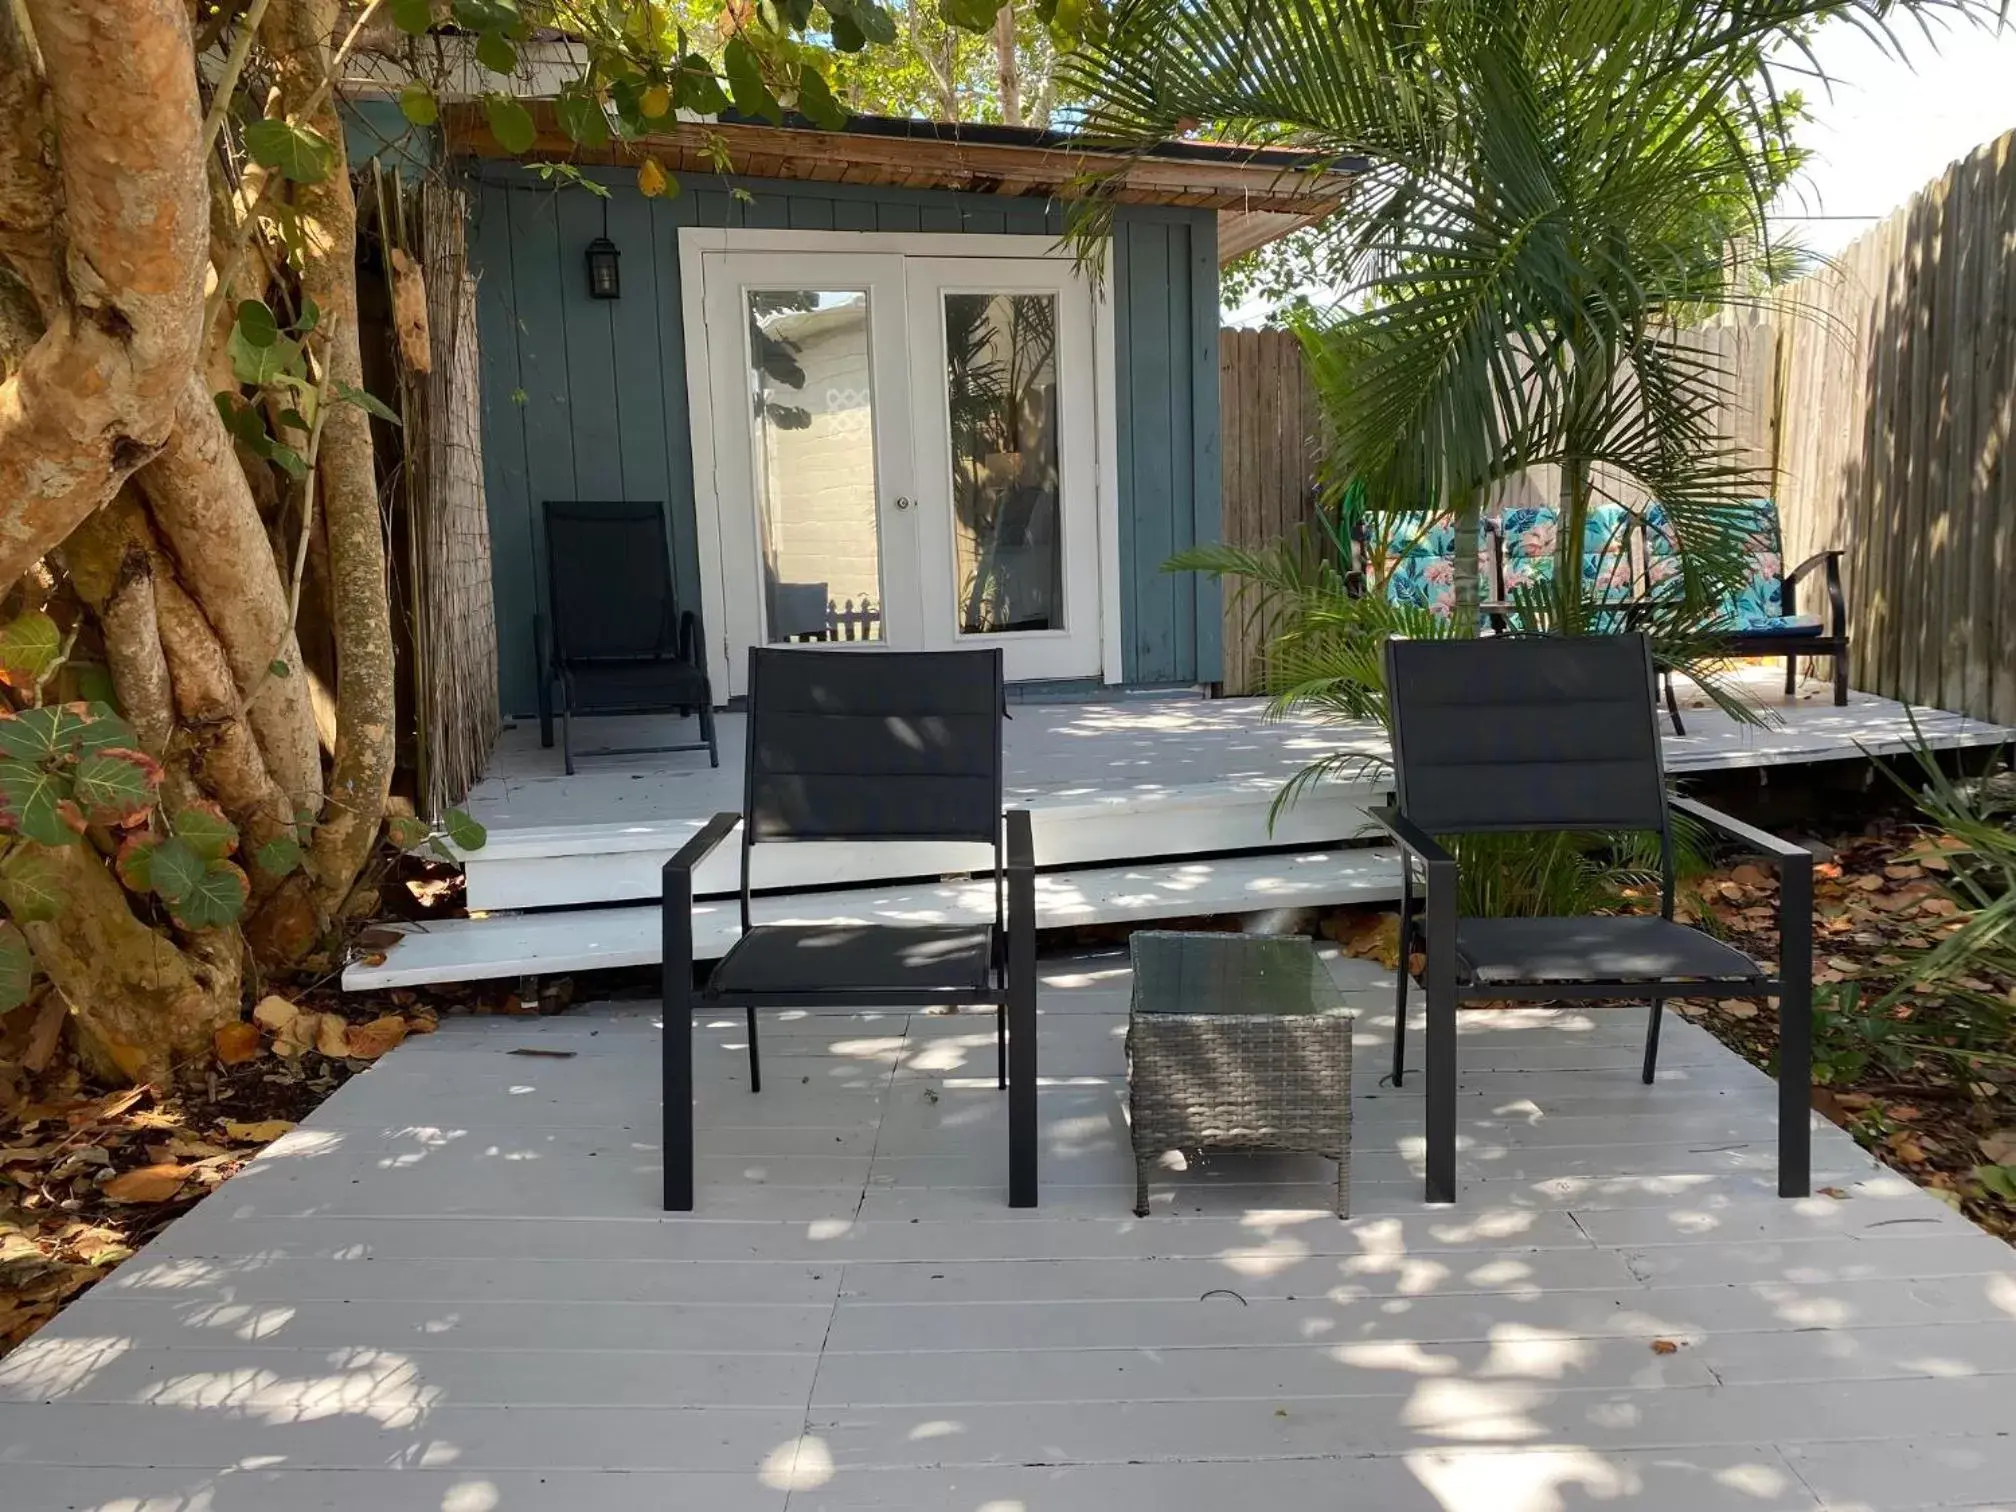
[586,237,621,300]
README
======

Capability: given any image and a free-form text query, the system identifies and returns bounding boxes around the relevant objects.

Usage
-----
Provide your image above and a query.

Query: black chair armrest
[669,811,742,879]
[1003,807,1036,936]
[1004,807,1035,873]
[1367,804,1458,876]
[1668,795,1811,867]
[1782,550,1846,635]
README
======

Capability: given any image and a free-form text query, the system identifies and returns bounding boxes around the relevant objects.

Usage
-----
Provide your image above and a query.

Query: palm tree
[1065,0,1990,636]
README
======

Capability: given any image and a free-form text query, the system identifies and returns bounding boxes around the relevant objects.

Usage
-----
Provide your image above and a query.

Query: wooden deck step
[343,844,1404,990]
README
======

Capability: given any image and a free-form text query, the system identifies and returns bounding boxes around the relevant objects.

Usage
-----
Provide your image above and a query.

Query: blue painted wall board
[467,162,1220,712]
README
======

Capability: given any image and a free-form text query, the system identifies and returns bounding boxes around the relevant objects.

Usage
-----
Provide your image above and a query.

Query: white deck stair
[344,845,1405,990]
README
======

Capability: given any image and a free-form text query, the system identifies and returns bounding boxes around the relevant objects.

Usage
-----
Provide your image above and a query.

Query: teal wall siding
[466,163,1221,713]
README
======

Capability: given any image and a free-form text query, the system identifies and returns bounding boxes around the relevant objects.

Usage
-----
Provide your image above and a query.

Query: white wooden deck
[9,952,2016,1511]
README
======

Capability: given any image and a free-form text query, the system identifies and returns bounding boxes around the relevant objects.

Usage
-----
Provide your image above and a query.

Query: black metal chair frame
[660,646,1038,1213]
[1370,634,1813,1205]
[535,499,719,775]
[1656,544,1850,737]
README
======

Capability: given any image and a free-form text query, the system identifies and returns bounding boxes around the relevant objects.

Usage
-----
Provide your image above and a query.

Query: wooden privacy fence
[1769,129,2016,726]
[1218,327,1322,695]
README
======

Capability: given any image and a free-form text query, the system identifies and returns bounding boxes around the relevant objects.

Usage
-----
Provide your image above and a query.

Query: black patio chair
[1371,634,1813,1205]
[660,646,1038,1212]
[535,500,718,775]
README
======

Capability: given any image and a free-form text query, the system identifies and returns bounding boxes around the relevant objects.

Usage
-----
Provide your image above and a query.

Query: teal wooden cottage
[446,104,1356,711]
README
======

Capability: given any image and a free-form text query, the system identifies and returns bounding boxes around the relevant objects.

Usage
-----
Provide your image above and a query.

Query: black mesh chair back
[744,647,1004,845]
[544,500,678,661]
[1384,634,1669,836]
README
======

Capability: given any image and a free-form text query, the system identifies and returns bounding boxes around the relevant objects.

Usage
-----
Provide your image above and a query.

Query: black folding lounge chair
[1371,634,1813,1204]
[660,647,1038,1212]
[536,500,718,775]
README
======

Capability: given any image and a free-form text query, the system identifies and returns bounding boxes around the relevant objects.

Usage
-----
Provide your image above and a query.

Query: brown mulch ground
[1662,821,2016,1243]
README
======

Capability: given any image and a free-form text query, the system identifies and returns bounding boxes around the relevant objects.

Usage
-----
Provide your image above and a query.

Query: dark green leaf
[72,663,116,707]
[72,705,140,756]
[295,296,321,336]
[334,380,402,426]
[277,409,309,432]
[72,750,163,828]
[235,299,279,349]
[0,922,33,1012]
[426,837,458,864]
[830,14,866,51]
[722,38,783,125]
[269,444,309,479]
[938,0,1002,30]
[777,0,815,26]
[0,613,62,687]
[0,849,65,922]
[674,55,730,116]
[115,831,161,894]
[269,659,291,678]
[390,0,433,34]
[253,834,305,878]
[854,1,897,44]
[214,393,274,456]
[243,120,337,184]
[0,706,88,761]
[174,804,239,862]
[170,860,251,930]
[484,93,536,155]
[795,65,848,131]
[1978,1164,2016,1202]
[474,28,517,73]
[444,808,488,850]
[450,0,517,28]
[229,328,301,388]
[146,836,205,905]
[398,81,440,127]
[0,761,84,847]
[554,87,610,149]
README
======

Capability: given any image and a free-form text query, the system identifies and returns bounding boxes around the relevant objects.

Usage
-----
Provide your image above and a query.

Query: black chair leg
[1833,655,1849,706]
[746,1006,761,1094]
[1785,654,1798,698]
[996,1003,1006,1089]
[701,699,720,769]
[662,865,696,1212]
[1641,999,1664,1085]
[1390,879,1414,1087]
[561,704,576,777]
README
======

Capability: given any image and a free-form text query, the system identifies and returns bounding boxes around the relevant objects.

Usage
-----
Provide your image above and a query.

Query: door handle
[893,496,914,510]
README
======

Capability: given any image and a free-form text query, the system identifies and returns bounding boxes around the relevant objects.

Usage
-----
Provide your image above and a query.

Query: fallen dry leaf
[102,1164,193,1204]
[344,1015,408,1061]
[403,1011,438,1036]
[1650,1339,1680,1355]
[23,997,67,1073]
[1715,999,1759,1019]
[213,1021,262,1066]
[314,1013,351,1060]
[252,995,300,1033]
[1979,1130,2016,1166]
[220,1119,295,1144]
[1818,1186,1850,1199]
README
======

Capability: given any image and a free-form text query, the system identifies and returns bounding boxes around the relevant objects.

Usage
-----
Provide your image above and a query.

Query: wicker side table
[1126,932,1354,1218]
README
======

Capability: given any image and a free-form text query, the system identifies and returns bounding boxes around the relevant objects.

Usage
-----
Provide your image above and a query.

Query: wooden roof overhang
[444,102,1362,262]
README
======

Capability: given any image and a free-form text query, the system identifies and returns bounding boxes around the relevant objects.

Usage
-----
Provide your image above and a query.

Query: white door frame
[679,227,1122,700]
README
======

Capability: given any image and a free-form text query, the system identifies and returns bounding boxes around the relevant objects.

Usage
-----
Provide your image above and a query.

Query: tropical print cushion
[1496,502,1636,625]
[1364,510,1495,620]
[1644,498,1787,631]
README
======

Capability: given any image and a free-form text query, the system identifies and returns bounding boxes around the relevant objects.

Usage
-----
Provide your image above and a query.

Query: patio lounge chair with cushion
[1361,509,1500,623]
[1492,501,1638,630]
[1371,633,1813,1204]
[1643,498,1849,733]
[660,647,1038,1212]
[537,499,719,775]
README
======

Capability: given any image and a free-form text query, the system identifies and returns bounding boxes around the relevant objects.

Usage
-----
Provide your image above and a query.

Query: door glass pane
[943,292,1062,635]
[746,289,884,643]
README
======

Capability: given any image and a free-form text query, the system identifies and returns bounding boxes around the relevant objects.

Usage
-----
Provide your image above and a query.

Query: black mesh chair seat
[1369,632,1814,1206]
[1455,916,1765,986]
[538,500,717,774]
[561,657,710,710]
[712,924,995,996]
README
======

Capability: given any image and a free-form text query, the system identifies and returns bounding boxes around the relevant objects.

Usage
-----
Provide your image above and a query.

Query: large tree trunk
[19,841,239,1087]
[0,0,207,585]
[994,4,1022,127]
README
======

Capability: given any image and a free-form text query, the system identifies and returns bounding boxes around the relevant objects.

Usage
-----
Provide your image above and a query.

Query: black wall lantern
[585,235,621,300]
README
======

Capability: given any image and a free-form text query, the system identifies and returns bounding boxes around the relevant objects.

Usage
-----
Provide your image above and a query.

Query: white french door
[686,233,1109,698]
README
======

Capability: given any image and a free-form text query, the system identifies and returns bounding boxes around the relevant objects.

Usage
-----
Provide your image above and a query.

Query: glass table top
[1128,931,1351,1018]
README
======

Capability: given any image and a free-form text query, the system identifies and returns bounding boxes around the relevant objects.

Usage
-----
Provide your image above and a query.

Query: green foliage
[399,81,441,127]
[0,850,65,923]
[0,923,31,1013]
[243,120,337,184]
[387,807,489,864]
[484,93,538,154]
[0,612,62,690]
